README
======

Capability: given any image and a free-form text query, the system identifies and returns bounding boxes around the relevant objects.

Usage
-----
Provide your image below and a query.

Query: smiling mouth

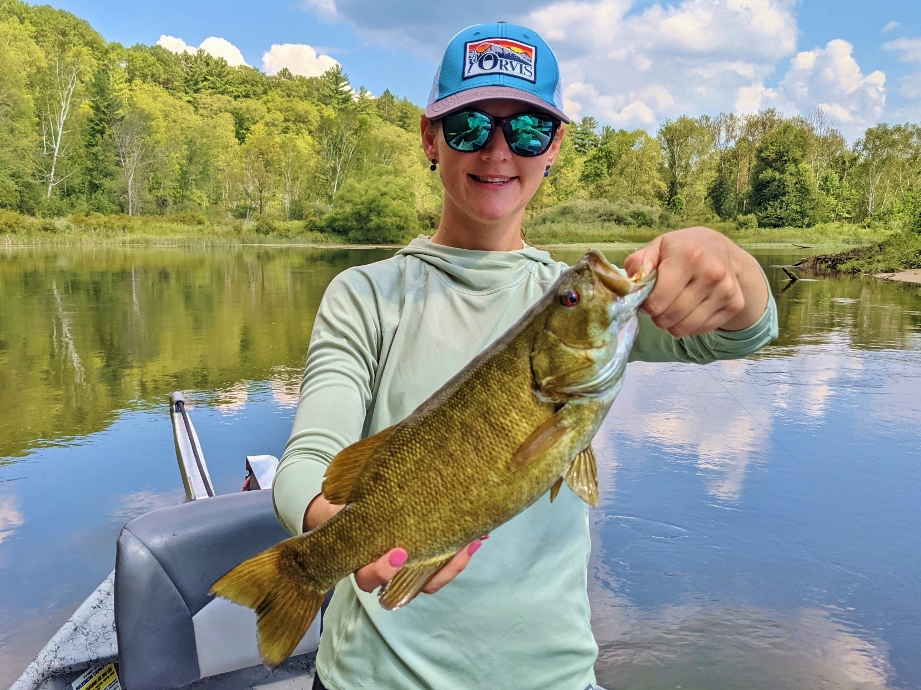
[470,174,516,185]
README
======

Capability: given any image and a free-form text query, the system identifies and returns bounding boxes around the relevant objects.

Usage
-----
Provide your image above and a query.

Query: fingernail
[467,541,482,556]
[480,535,490,540]
[389,549,408,568]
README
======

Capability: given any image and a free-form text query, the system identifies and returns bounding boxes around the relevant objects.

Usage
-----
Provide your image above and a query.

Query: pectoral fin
[378,554,452,610]
[549,476,564,502]
[565,446,599,507]
[322,426,394,505]
[510,414,572,470]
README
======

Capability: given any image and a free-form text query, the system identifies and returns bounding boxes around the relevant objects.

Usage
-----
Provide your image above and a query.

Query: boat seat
[115,490,320,690]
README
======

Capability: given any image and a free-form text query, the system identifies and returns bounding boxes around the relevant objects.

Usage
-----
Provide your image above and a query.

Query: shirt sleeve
[272,271,382,535]
[629,269,778,364]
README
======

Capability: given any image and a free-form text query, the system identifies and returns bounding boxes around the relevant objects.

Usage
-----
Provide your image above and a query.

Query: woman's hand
[304,492,485,597]
[623,226,769,338]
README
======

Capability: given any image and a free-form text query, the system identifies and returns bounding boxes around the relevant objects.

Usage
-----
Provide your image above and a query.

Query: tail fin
[210,545,324,668]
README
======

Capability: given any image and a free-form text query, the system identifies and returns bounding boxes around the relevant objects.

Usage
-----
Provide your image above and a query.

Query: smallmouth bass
[211,249,655,667]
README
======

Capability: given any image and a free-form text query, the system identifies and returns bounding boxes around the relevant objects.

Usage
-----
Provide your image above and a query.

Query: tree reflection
[0,247,394,462]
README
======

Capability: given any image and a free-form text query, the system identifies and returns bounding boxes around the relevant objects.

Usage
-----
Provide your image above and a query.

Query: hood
[397,235,558,292]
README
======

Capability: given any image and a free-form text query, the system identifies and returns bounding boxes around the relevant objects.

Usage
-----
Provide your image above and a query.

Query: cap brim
[425,86,570,123]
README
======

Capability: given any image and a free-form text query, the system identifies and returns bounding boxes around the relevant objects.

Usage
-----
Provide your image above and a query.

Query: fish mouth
[584,250,656,301]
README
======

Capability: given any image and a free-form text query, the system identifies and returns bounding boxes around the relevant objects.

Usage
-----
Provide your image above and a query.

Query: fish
[210,249,656,668]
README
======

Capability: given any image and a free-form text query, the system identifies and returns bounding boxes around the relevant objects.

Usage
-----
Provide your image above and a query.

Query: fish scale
[210,249,655,668]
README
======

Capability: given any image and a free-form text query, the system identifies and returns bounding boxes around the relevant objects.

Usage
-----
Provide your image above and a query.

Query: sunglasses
[441,109,560,157]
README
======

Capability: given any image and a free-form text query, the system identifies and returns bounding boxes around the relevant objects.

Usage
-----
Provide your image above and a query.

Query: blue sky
[47,0,921,138]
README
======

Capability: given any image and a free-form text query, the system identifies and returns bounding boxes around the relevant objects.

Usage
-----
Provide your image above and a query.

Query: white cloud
[299,0,890,134]
[157,35,194,54]
[263,43,339,78]
[880,21,901,34]
[884,36,921,100]
[157,35,249,67]
[527,0,800,129]
[771,39,886,126]
[884,37,921,63]
[199,37,249,67]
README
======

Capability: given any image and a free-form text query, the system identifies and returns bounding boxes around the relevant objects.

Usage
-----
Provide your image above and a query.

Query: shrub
[0,209,29,234]
[168,211,207,226]
[323,170,418,244]
[530,199,667,228]
[736,213,758,230]
[252,217,277,236]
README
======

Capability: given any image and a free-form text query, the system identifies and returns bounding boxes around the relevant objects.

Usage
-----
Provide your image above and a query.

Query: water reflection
[0,247,394,462]
[0,494,23,547]
[594,604,893,689]
[1,247,919,688]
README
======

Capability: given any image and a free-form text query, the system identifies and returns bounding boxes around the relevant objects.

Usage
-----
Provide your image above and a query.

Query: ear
[420,115,438,160]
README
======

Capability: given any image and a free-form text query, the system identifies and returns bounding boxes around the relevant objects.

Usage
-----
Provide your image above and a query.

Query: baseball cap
[425,21,570,123]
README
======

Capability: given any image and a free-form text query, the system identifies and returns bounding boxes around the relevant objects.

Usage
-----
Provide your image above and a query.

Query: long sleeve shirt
[273,235,778,690]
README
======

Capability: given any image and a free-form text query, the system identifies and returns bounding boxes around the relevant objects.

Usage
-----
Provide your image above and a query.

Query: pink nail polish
[389,549,408,568]
[467,541,482,556]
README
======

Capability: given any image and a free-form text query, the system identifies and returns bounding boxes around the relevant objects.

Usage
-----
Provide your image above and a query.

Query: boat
[9,393,321,690]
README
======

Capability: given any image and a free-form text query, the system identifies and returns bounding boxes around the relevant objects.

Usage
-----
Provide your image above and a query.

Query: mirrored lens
[505,115,556,156]
[443,111,493,152]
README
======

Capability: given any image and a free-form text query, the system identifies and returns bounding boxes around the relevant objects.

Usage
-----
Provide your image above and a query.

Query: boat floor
[30,654,317,690]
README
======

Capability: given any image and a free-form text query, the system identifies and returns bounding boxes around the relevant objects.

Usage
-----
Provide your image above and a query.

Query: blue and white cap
[426,22,570,123]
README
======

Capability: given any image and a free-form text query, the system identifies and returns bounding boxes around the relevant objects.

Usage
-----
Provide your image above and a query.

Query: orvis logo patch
[463,39,536,83]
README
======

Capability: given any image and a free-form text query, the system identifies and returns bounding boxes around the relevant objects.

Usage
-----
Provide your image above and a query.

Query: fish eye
[559,289,580,307]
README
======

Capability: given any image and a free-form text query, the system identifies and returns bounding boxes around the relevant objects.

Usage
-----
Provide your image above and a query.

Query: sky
[46,0,921,139]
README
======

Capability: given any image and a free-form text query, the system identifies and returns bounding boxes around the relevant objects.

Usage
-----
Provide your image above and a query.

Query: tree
[239,123,281,216]
[320,65,352,111]
[0,16,41,210]
[317,110,368,201]
[38,53,84,199]
[323,167,418,243]
[112,110,155,215]
[749,123,820,228]
[571,116,600,155]
[657,116,713,213]
[277,133,317,219]
[84,60,123,211]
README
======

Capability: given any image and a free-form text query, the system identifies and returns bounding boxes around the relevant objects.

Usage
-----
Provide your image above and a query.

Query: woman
[273,21,777,690]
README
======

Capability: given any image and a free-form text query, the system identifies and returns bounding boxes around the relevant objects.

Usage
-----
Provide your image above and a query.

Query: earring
[430,158,437,171]
[544,165,550,178]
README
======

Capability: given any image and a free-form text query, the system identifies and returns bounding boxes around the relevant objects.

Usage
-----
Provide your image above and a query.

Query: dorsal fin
[322,426,394,505]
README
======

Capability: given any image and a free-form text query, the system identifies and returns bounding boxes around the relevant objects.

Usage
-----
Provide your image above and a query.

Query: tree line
[1,0,919,242]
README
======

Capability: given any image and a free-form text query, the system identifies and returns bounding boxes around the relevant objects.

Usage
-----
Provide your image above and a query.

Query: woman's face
[422,99,563,231]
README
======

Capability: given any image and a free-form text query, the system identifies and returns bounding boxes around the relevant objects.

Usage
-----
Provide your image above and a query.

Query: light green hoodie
[274,236,777,690]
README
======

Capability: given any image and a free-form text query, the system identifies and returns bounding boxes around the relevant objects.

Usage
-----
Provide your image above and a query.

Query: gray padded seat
[115,490,319,690]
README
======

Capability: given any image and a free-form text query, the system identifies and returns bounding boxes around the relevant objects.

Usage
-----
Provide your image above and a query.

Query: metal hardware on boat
[170,392,215,500]
[244,455,279,491]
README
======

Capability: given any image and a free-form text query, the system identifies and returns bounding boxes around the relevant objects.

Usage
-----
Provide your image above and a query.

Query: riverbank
[796,230,921,277]
[0,212,888,249]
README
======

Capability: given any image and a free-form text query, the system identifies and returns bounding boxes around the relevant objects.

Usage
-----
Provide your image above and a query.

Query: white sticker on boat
[71,663,121,690]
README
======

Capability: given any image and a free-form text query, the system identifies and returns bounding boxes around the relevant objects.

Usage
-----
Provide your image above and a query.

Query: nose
[479,126,511,162]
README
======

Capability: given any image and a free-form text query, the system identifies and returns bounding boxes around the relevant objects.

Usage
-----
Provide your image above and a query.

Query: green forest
[1,0,920,246]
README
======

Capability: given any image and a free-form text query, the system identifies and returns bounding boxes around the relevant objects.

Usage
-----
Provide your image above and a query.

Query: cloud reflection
[608,361,772,503]
[0,495,23,547]
[591,603,893,689]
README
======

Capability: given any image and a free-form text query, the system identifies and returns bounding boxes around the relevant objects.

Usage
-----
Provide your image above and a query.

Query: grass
[0,210,890,250]
[0,213,342,247]
[523,220,886,248]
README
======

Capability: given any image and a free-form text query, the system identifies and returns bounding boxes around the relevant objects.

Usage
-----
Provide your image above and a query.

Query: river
[0,245,919,688]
